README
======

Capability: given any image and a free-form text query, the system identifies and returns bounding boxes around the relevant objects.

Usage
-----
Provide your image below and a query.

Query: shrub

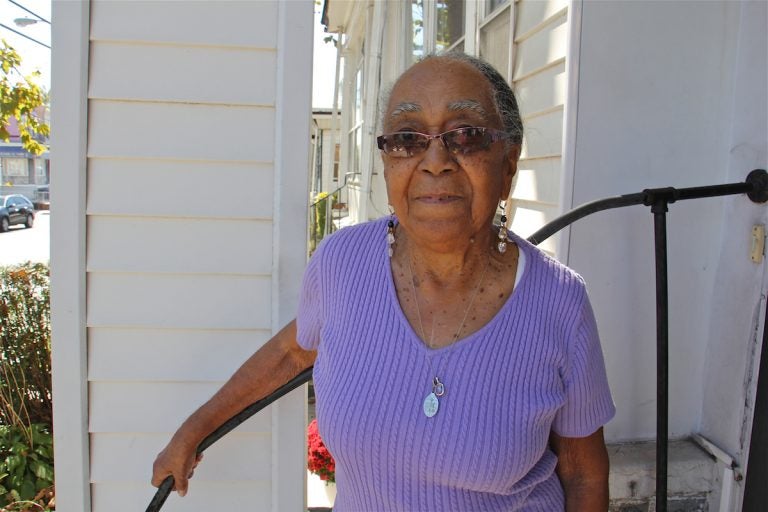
[0,263,53,510]
[0,423,54,507]
[0,263,51,429]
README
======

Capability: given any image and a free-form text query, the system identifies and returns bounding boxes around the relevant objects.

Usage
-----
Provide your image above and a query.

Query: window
[35,158,48,185]
[479,0,512,81]
[410,0,425,63]
[2,158,30,185]
[487,0,509,17]
[333,144,340,180]
[436,0,465,52]
[347,63,364,177]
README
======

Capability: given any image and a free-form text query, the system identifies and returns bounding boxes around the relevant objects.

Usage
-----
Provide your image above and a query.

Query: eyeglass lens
[378,127,501,157]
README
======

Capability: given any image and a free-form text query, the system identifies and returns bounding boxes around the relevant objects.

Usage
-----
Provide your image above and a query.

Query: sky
[0,1,333,107]
[312,2,338,109]
[0,0,51,91]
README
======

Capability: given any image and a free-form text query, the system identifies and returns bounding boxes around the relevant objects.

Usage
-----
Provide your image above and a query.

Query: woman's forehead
[386,60,496,120]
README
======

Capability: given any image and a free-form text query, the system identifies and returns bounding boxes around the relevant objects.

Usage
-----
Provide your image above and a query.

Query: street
[0,211,51,267]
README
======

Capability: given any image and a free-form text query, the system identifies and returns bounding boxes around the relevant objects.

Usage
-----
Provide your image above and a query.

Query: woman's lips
[415,194,462,204]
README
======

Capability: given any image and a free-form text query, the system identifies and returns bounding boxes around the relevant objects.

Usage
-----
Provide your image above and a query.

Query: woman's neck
[398,226,496,289]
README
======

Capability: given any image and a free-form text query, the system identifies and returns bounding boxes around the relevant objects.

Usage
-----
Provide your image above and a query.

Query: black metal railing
[148,170,768,512]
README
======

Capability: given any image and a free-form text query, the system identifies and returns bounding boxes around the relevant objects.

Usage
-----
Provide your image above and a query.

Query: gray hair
[380,52,524,145]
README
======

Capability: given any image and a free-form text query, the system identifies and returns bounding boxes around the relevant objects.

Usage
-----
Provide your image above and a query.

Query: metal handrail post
[651,197,670,512]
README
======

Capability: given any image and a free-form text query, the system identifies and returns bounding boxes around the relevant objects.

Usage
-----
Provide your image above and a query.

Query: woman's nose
[419,137,458,175]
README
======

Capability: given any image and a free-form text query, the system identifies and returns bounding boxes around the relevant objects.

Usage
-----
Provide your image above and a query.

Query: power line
[7,0,50,24]
[0,22,50,49]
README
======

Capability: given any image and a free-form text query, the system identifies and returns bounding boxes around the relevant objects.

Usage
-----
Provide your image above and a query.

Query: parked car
[0,194,35,232]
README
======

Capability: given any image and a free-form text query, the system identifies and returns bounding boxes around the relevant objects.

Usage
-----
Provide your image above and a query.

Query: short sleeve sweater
[297,217,615,511]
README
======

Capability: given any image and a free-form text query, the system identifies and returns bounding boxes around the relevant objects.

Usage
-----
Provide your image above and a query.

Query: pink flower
[307,419,336,483]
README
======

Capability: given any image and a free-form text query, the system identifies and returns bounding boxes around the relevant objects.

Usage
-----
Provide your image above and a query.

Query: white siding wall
[509,0,569,256]
[52,1,313,510]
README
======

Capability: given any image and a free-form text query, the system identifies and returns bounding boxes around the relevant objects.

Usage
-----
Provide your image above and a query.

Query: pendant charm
[432,376,445,397]
[423,392,439,417]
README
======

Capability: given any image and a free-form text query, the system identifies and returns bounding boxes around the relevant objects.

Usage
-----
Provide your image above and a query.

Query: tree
[0,39,49,156]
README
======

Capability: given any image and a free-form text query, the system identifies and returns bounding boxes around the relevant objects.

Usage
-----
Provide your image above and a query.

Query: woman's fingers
[151,443,200,497]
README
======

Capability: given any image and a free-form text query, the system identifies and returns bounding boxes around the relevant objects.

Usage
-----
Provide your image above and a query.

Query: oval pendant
[423,392,439,418]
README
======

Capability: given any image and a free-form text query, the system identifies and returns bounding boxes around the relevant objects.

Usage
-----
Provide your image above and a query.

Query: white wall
[567,0,766,448]
[52,1,313,510]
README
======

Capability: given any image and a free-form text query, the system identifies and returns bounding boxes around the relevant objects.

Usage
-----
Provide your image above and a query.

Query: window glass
[479,8,510,80]
[35,159,47,184]
[2,158,30,185]
[436,0,465,52]
[487,0,509,16]
[354,68,363,126]
[333,144,340,180]
[411,0,424,62]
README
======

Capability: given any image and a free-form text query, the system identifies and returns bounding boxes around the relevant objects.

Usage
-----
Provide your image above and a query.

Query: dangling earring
[387,207,396,258]
[496,201,508,254]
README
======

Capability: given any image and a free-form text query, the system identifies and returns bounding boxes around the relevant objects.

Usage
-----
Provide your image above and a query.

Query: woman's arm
[550,427,610,511]
[151,319,316,496]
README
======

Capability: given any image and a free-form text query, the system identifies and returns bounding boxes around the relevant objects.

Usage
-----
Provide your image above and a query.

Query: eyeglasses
[376,127,511,158]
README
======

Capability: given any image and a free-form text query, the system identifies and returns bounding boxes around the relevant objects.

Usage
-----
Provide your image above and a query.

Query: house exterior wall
[51,1,313,510]
[566,1,766,485]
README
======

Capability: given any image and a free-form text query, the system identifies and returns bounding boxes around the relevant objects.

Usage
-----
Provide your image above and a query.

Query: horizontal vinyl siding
[87,217,273,274]
[89,0,278,48]
[87,101,275,162]
[88,382,272,433]
[91,482,271,512]
[86,2,284,508]
[86,159,274,219]
[87,273,272,329]
[88,327,271,382]
[89,43,277,105]
[509,0,569,251]
[91,433,271,481]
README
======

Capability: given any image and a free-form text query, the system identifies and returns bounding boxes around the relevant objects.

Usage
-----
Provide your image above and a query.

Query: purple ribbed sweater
[297,217,615,511]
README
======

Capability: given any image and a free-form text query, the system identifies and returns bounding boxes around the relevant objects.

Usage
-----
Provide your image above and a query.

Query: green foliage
[0,40,49,156]
[0,263,51,430]
[314,191,330,244]
[0,423,53,507]
[0,264,53,510]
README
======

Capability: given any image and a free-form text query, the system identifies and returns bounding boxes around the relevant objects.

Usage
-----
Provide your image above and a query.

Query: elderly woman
[152,53,615,511]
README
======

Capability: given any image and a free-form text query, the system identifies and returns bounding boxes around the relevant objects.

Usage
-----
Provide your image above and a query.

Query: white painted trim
[521,104,565,122]
[557,0,582,263]
[424,0,437,55]
[357,0,386,222]
[507,0,516,83]
[271,1,313,510]
[479,2,510,29]
[512,56,566,83]
[464,0,477,55]
[49,1,91,510]
[513,6,568,44]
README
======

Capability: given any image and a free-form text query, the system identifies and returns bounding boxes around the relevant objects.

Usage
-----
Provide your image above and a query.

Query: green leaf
[29,460,53,481]
[18,477,36,500]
